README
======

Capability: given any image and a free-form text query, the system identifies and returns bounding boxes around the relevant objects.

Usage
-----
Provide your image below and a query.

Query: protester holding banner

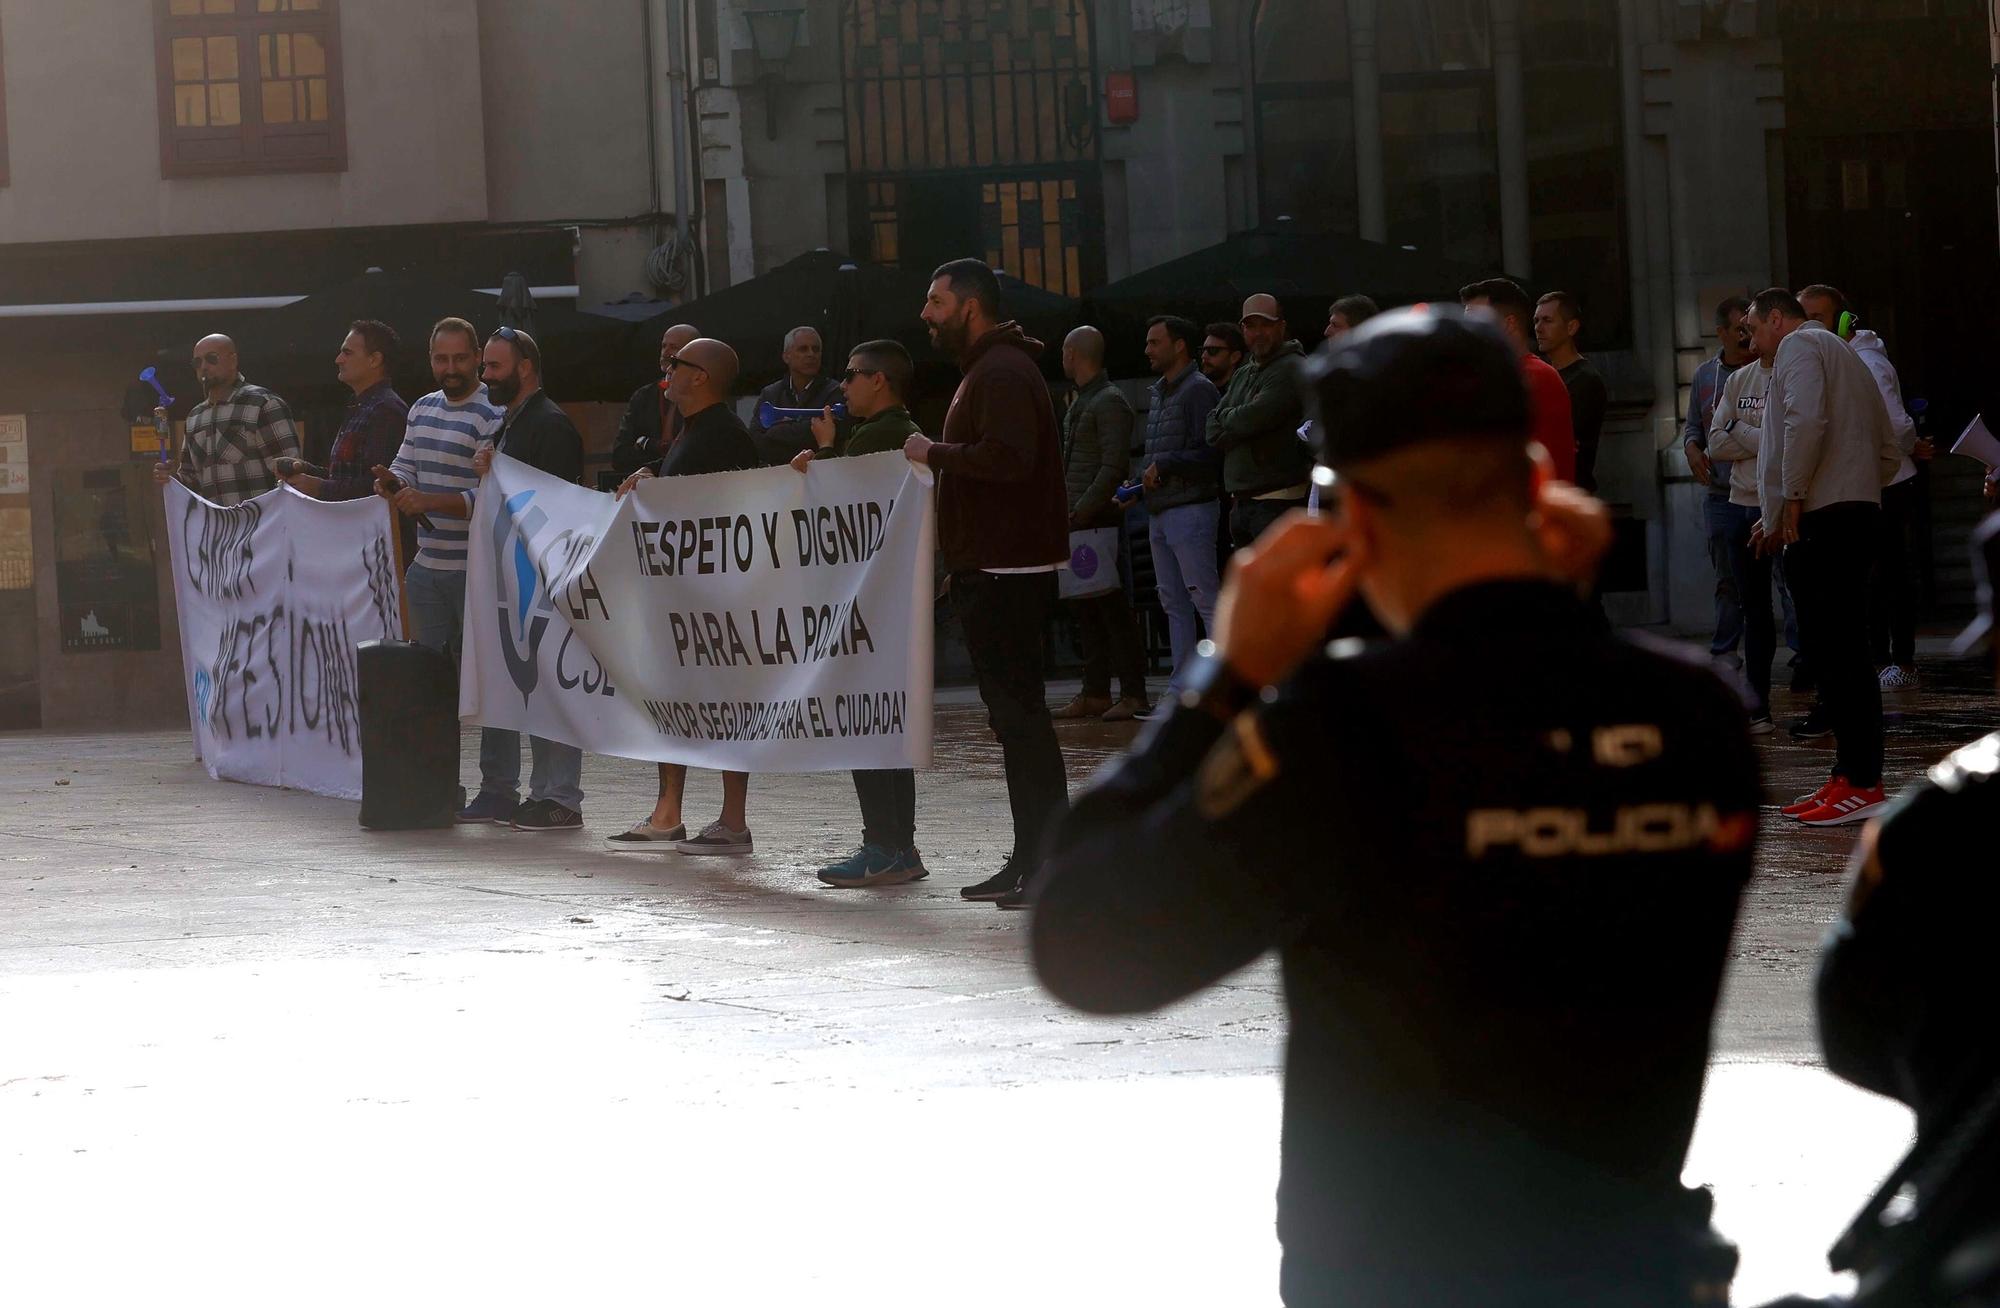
[286,320,409,503]
[790,338,930,887]
[903,259,1071,910]
[152,333,301,507]
[609,338,764,854]
[376,317,504,663]
[464,327,588,832]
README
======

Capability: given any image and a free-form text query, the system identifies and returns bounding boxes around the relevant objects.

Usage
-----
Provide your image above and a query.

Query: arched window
[1250,0,1358,233]
[1377,0,1501,268]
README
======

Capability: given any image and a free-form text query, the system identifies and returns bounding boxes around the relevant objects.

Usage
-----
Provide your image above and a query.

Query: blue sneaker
[456,791,516,824]
[817,844,923,888]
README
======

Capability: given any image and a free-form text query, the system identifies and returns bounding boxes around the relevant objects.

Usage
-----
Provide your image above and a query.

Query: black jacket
[1032,581,1757,1290]
[612,379,679,479]
[751,375,844,467]
[498,390,583,484]
[656,401,759,478]
[1818,732,2000,1131]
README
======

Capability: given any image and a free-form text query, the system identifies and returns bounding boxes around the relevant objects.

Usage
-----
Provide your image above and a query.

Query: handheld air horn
[139,367,174,463]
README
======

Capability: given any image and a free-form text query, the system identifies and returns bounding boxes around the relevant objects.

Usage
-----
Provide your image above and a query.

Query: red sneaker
[1782,777,1843,818]
[1798,780,1889,827]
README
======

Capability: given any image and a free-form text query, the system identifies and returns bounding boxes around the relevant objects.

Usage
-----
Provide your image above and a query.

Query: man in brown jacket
[903,258,1071,909]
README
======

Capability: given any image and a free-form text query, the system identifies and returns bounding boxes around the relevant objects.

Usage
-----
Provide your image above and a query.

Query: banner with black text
[462,451,935,772]
[164,480,402,800]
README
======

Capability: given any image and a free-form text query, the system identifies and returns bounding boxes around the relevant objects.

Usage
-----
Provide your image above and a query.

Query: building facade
[0,0,1990,728]
[695,0,1993,626]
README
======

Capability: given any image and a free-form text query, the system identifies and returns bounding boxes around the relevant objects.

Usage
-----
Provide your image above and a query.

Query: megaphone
[139,366,175,409]
[139,367,175,463]
[759,400,847,429]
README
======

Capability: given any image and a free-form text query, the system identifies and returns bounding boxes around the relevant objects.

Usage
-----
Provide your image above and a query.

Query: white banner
[462,450,935,773]
[164,480,402,800]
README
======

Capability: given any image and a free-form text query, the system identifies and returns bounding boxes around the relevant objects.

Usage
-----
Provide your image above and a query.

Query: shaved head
[667,337,740,416]
[1061,325,1106,384]
[662,323,699,352]
[191,334,241,393]
[1065,326,1105,365]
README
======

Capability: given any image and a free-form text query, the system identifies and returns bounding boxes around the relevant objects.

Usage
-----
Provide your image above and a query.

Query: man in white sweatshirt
[1798,284,1924,690]
[1748,287,1902,826]
[1705,339,1776,731]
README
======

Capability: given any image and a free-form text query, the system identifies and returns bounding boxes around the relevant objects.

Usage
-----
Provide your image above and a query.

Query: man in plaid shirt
[152,334,301,506]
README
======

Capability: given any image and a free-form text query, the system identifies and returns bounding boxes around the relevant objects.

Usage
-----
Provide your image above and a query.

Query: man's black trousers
[851,769,916,852]
[1789,502,1884,788]
[1069,589,1148,703]
[952,569,1069,867]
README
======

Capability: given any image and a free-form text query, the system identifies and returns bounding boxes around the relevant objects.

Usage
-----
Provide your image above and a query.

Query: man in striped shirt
[151,333,301,506]
[375,317,502,664]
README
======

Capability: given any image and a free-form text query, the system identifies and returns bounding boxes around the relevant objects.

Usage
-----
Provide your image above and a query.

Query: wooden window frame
[153,0,348,180]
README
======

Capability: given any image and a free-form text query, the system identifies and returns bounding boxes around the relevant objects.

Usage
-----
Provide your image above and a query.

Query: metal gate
[842,0,1103,297]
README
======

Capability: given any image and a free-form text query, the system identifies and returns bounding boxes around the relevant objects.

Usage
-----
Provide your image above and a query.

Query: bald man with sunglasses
[152,334,301,506]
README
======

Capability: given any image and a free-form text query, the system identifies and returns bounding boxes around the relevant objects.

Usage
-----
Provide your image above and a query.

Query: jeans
[1229,495,1299,550]
[1789,503,1884,788]
[1148,501,1221,687]
[1871,476,1920,667]
[1069,587,1148,702]
[851,769,916,851]
[479,729,584,811]
[1701,495,1744,656]
[1718,502,1773,716]
[952,570,1069,868]
[404,563,466,664]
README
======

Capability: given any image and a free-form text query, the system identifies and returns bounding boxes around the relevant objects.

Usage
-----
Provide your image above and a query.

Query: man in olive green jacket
[1053,326,1149,722]
[793,339,928,888]
[1205,292,1313,548]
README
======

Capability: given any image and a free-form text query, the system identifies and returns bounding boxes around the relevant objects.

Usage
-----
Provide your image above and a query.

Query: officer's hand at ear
[1210,512,1370,688]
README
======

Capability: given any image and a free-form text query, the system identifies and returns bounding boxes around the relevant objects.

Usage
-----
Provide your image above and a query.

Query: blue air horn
[139,367,174,463]
[758,400,848,428]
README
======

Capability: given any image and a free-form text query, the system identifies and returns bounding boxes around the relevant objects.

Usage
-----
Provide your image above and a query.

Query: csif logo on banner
[492,489,555,703]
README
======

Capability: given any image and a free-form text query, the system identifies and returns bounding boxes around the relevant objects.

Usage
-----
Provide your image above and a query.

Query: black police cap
[1304,305,1529,466]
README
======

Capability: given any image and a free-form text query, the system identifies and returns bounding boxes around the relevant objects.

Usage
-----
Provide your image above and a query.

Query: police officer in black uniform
[1030,307,1760,1308]
[1769,510,2000,1308]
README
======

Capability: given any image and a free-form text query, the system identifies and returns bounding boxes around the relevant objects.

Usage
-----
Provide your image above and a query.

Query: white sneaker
[605,820,686,851]
[1878,665,1919,691]
[677,821,754,856]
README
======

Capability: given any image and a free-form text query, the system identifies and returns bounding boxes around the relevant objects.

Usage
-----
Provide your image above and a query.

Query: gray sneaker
[1878,664,1919,691]
[605,821,686,851]
[677,821,754,856]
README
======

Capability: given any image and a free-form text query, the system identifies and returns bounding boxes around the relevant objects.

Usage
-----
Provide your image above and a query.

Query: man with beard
[612,322,698,481]
[901,259,1070,910]
[1206,293,1313,549]
[374,317,504,664]
[1200,321,1247,390]
[465,327,587,833]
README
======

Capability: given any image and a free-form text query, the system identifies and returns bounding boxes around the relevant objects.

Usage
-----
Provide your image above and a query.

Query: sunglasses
[664,355,707,375]
[842,367,881,383]
[192,351,226,366]
[1200,346,1234,357]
